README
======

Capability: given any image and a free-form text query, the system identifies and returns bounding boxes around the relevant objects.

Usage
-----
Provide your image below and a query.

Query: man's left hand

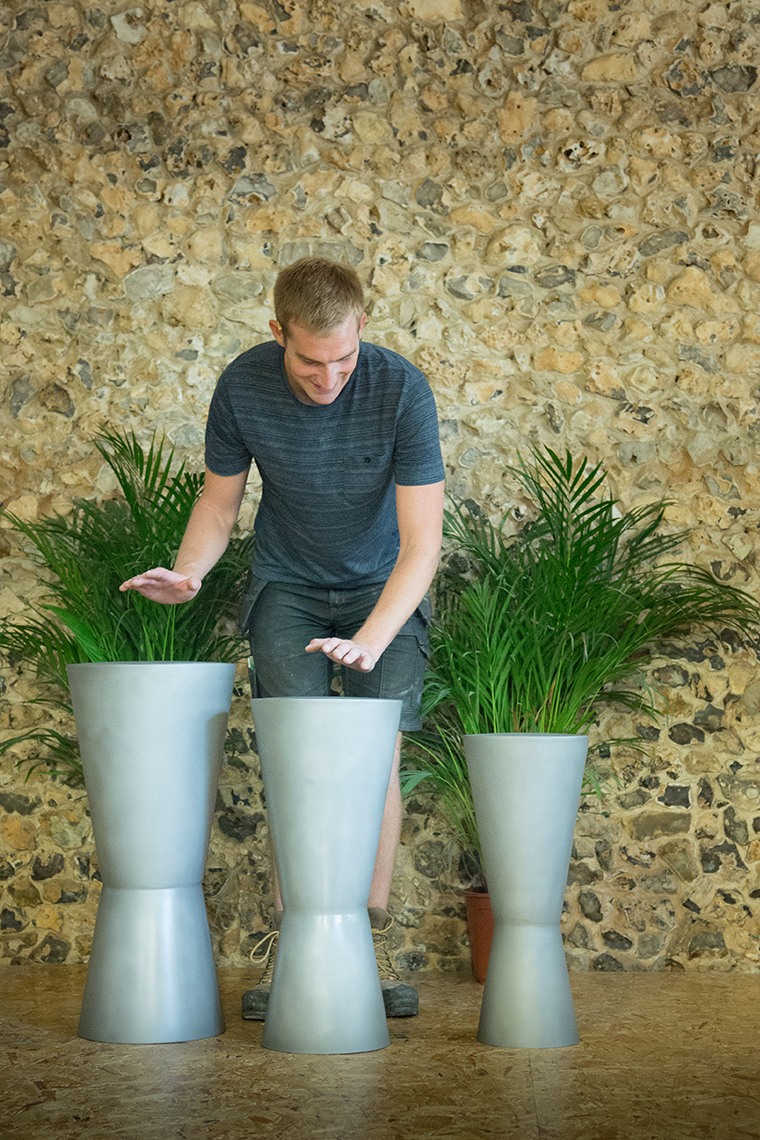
[305,637,376,672]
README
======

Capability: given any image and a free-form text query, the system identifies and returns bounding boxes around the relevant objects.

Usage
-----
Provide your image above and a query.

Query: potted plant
[403,446,760,1047]
[0,428,253,1043]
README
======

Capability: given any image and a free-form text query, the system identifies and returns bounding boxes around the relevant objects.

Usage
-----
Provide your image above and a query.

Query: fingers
[304,637,376,672]
[118,568,200,603]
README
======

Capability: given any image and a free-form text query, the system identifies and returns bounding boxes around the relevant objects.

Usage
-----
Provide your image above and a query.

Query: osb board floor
[1,967,759,1140]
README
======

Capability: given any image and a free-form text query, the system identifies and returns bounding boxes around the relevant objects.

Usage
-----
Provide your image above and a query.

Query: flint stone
[723,806,749,847]
[416,179,445,211]
[31,934,70,963]
[693,704,724,732]
[413,840,448,880]
[0,792,38,816]
[678,345,718,374]
[584,311,617,331]
[637,932,666,958]
[711,66,757,93]
[216,808,264,842]
[565,922,588,948]
[9,376,34,419]
[1,908,23,931]
[653,665,689,688]
[625,812,691,840]
[534,265,576,289]
[31,853,65,880]
[669,723,704,746]
[658,785,691,809]
[279,242,363,268]
[593,953,624,971]
[658,840,700,882]
[567,861,601,885]
[700,841,747,873]
[578,889,603,923]
[0,241,17,271]
[124,264,174,300]
[602,930,632,951]
[417,242,449,262]
[212,275,263,303]
[230,174,276,202]
[638,230,689,257]
[688,929,727,957]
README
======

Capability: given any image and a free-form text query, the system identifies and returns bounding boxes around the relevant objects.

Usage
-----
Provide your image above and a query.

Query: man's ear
[270,318,286,346]
[358,312,367,338]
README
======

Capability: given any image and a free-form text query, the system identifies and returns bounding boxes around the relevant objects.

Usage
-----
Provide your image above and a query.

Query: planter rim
[67,660,235,669]
[464,731,589,740]
[252,695,402,706]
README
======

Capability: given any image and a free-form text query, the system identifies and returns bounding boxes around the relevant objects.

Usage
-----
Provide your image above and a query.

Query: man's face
[270,314,366,406]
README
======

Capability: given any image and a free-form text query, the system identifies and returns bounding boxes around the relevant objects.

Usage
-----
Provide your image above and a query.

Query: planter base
[78,885,225,1044]
[477,922,578,1049]
[252,697,401,1055]
[262,910,388,1055]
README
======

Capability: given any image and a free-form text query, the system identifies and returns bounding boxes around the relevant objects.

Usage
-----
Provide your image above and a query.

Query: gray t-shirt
[205,339,445,589]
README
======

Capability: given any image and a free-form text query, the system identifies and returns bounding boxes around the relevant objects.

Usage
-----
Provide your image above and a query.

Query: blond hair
[273,257,365,338]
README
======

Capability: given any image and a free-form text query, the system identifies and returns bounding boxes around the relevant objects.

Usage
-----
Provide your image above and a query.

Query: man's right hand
[119,567,201,605]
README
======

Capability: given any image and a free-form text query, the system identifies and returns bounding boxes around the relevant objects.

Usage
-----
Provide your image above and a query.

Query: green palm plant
[0,428,254,783]
[402,446,760,875]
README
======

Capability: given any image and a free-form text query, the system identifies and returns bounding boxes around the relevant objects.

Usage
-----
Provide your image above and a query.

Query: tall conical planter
[68,662,236,1044]
[252,696,401,1055]
[464,733,588,1049]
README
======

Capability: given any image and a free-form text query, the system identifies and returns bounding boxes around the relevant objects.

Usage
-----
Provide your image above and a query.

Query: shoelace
[250,929,279,985]
[371,914,400,982]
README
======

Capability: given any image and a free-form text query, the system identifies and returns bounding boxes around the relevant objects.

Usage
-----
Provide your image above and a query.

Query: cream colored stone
[90,241,143,277]
[582,54,639,83]
[449,207,498,234]
[666,266,717,311]
[556,380,582,403]
[568,0,607,18]
[352,112,391,145]
[187,228,224,263]
[497,92,537,143]
[586,359,625,397]
[629,283,665,314]
[533,347,584,374]
[178,2,217,28]
[406,0,462,18]
[160,284,217,329]
[1,815,37,851]
[695,319,740,344]
[47,2,79,25]
[238,3,275,31]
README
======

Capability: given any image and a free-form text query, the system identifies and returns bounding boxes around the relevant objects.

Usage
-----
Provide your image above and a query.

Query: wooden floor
[1,965,759,1139]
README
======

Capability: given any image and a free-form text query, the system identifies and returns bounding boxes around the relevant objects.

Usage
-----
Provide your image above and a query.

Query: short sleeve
[205,373,252,476]
[392,374,445,486]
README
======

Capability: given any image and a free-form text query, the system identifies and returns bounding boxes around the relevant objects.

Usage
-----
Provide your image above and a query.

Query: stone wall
[2,0,760,974]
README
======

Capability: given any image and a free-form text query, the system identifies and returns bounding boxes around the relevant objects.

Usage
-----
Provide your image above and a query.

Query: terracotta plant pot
[464,889,494,984]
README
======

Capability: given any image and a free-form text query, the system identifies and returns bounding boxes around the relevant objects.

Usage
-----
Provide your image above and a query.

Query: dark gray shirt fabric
[205,339,445,590]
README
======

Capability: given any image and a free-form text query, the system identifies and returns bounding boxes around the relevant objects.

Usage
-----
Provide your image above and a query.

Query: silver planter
[251,697,401,1054]
[464,732,589,1049]
[68,661,235,1044]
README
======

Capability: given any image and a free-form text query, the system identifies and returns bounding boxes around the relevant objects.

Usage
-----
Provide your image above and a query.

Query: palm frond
[407,446,760,859]
[0,426,254,781]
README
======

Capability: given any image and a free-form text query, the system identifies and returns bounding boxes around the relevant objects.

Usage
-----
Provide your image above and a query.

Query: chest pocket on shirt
[342,450,393,501]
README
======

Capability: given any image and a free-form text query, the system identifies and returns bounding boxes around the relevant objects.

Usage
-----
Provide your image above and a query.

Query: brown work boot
[241,910,282,1020]
[369,907,419,1018]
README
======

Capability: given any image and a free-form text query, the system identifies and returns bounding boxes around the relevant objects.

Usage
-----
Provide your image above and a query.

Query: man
[121,257,445,1019]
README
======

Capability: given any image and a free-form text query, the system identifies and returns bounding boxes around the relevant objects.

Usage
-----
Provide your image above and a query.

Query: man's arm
[119,466,250,604]
[305,480,445,671]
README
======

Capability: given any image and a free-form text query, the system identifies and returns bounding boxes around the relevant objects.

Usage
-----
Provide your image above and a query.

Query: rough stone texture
[3,0,760,974]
